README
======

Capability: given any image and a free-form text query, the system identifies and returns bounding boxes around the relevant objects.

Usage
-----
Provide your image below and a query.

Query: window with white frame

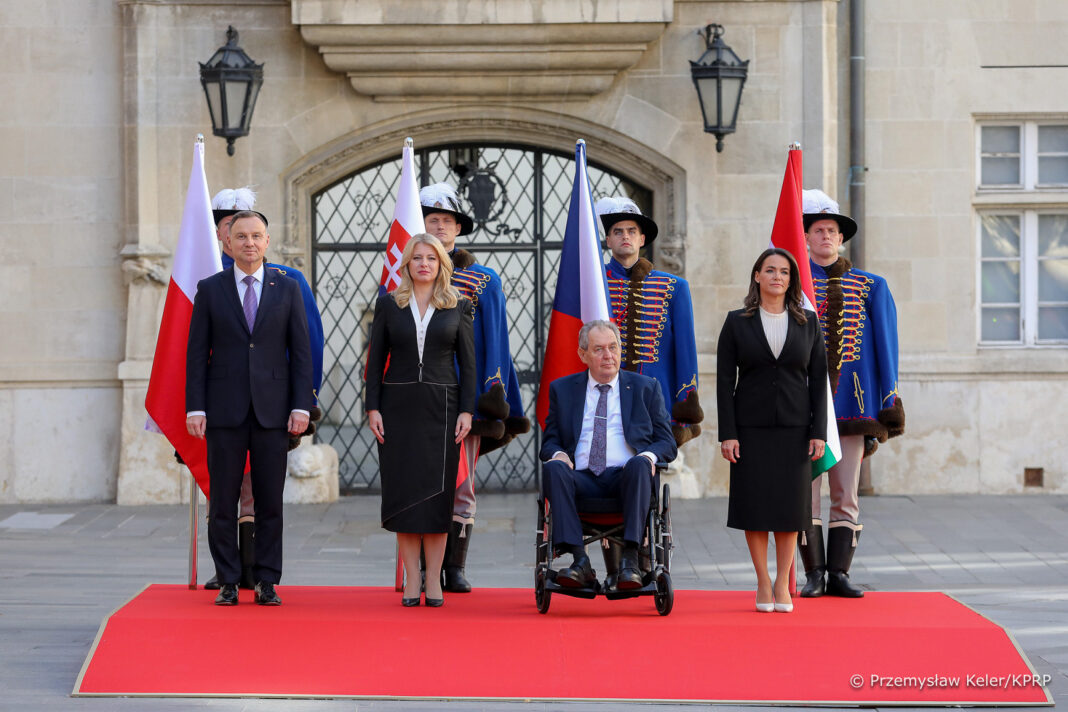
[979,123,1068,189]
[977,121,1068,345]
[979,212,1068,344]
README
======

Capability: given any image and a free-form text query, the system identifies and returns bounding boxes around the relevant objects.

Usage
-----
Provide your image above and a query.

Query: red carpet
[74,585,1052,704]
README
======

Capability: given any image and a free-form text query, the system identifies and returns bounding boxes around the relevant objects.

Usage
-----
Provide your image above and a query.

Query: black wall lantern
[689,24,749,152]
[199,26,264,156]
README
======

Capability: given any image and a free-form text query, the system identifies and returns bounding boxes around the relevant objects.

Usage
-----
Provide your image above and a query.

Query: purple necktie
[242,275,258,331]
[589,383,610,475]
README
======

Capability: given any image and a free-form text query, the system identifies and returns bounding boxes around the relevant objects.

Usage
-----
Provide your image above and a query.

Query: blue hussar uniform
[811,257,902,443]
[450,249,526,446]
[605,256,703,445]
[222,252,324,402]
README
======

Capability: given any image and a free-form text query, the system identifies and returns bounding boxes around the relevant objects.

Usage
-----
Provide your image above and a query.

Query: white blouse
[759,306,788,359]
[408,299,436,362]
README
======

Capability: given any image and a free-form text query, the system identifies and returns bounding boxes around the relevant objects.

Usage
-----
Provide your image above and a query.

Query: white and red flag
[379,138,423,295]
[145,136,222,496]
[768,146,841,476]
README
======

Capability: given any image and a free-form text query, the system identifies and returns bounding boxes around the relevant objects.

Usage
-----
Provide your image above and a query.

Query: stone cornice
[292,0,673,102]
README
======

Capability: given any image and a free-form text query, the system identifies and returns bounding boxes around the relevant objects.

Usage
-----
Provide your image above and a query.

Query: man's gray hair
[578,319,621,350]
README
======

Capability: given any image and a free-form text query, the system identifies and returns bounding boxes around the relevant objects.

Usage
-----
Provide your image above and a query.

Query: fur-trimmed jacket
[449,248,530,453]
[606,257,703,446]
[811,257,905,453]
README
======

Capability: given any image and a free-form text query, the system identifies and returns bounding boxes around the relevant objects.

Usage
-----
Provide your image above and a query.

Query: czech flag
[379,138,423,295]
[144,136,222,496]
[768,145,842,477]
[535,140,613,429]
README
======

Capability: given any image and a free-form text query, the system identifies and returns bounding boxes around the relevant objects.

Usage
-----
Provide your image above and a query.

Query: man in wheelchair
[540,320,677,590]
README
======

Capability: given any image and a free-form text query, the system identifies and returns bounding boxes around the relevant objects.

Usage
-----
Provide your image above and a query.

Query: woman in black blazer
[717,248,828,613]
[365,234,476,607]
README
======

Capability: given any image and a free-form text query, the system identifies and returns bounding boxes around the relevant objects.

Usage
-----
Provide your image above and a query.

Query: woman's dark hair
[742,248,807,324]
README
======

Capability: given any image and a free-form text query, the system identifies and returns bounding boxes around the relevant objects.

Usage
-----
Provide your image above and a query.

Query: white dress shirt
[560,374,656,474]
[759,306,788,359]
[408,299,436,362]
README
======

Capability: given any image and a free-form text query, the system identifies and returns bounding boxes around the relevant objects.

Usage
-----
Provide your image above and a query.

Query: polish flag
[145,137,222,497]
[535,139,613,428]
[379,138,423,295]
[768,146,841,477]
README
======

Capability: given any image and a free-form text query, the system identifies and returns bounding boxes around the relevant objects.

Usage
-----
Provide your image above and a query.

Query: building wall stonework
[1,0,1064,501]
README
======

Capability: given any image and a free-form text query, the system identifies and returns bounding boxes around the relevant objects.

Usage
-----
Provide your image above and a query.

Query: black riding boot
[798,521,826,597]
[444,522,473,593]
[238,519,256,590]
[826,524,865,598]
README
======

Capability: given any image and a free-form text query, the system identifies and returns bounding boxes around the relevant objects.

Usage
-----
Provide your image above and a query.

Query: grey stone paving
[1,493,1065,711]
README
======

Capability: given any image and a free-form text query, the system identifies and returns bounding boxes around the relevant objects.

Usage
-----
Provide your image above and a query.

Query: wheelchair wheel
[654,570,674,616]
[535,566,552,614]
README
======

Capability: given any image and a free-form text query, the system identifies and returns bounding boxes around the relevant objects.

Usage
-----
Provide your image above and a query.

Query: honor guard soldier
[420,183,530,592]
[800,189,905,598]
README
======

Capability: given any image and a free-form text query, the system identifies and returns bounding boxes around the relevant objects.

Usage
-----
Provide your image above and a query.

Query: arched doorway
[313,143,651,493]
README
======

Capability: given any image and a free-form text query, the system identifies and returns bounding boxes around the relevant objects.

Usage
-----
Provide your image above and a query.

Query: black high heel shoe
[425,596,444,607]
[402,595,421,607]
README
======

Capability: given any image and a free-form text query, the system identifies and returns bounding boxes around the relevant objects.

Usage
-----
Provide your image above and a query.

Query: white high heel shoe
[774,601,794,613]
[755,598,775,613]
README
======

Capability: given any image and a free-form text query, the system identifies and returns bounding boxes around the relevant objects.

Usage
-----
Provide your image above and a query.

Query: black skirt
[378,380,459,533]
[726,426,811,532]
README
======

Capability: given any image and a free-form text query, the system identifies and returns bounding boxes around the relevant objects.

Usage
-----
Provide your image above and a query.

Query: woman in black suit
[365,234,476,607]
[717,248,828,613]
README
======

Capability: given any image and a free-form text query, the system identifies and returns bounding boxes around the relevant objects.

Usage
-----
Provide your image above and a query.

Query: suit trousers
[542,456,652,550]
[207,406,288,585]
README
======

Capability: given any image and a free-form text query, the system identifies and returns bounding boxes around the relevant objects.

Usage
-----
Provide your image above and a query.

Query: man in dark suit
[186,210,312,606]
[540,320,677,590]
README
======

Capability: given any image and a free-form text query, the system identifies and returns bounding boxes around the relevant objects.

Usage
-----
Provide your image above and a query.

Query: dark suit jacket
[539,370,677,466]
[186,265,313,429]
[716,308,828,441]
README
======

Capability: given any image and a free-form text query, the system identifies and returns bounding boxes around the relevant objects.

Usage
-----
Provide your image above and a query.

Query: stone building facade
[1,0,1065,503]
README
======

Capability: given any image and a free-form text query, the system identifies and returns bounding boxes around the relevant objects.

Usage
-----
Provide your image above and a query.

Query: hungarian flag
[379,138,423,295]
[536,139,613,428]
[769,147,842,476]
[145,137,222,496]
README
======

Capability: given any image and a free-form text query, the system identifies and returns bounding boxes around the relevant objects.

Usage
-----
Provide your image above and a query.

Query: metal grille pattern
[313,143,650,493]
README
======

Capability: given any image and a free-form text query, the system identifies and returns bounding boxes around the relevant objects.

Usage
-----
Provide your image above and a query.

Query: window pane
[1038,259,1068,301]
[1038,125,1068,152]
[1038,306,1068,340]
[1038,156,1068,184]
[981,125,1020,154]
[981,214,1020,257]
[981,307,1021,342]
[981,156,1020,185]
[1038,214,1068,255]
[981,261,1021,303]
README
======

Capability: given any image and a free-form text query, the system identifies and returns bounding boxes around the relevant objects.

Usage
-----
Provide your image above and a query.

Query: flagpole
[186,133,206,591]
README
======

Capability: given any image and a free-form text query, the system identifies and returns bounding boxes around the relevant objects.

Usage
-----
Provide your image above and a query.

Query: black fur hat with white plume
[419,183,474,236]
[594,195,658,243]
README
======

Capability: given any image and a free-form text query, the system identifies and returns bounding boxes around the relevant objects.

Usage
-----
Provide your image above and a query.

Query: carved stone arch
[281,105,688,275]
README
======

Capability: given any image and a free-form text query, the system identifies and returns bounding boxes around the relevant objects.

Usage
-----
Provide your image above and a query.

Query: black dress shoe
[617,550,643,590]
[214,584,239,606]
[555,553,596,588]
[401,596,421,607]
[204,575,221,591]
[254,582,281,606]
[425,597,444,607]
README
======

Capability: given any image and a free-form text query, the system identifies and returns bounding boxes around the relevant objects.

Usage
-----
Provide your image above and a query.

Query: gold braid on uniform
[451,248,476,271]
[823,257,849,396]
[621,258,654,371]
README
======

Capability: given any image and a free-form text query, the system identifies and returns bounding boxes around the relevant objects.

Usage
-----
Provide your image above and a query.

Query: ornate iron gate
[313,143,650,493]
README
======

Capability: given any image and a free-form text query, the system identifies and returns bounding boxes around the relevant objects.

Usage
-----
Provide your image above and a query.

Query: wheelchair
[534,466,674,616]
